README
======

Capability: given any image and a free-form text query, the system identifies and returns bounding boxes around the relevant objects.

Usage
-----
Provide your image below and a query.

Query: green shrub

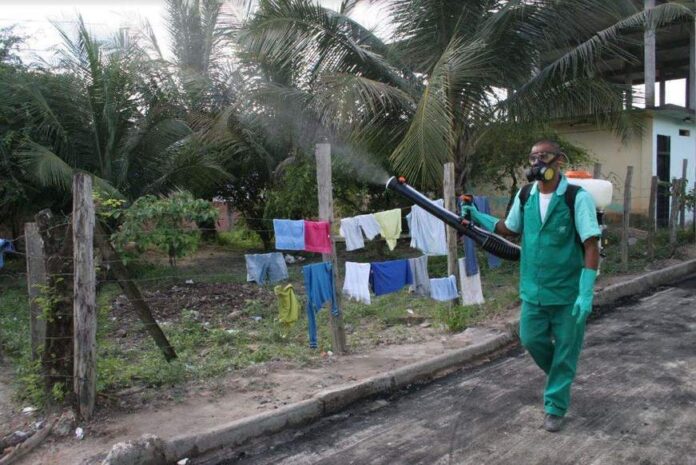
[113,191,218,267]
[216,220,263,249]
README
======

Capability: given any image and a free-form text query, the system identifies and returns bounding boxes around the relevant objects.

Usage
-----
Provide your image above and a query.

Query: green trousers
[519,301,586,417]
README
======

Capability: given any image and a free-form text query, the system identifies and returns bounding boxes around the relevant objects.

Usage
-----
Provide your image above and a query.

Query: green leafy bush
[113,191,218,267]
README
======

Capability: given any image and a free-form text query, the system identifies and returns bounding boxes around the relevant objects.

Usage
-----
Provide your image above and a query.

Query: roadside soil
[6,326,507,465]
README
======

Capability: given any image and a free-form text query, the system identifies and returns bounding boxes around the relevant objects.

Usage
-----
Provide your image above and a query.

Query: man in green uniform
[463,140,600,432]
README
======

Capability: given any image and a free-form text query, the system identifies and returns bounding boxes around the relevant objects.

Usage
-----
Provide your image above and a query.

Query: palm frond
[16,140,119,195]
[238,0,411,91]
[389,37,494,188]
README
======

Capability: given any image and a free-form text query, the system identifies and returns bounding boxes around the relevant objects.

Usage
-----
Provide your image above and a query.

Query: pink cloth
[304,220,332,253]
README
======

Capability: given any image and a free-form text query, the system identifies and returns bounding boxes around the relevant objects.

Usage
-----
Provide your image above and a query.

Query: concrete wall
[555,121,652,214]
[652,114,696,224]
[652,114,696,186]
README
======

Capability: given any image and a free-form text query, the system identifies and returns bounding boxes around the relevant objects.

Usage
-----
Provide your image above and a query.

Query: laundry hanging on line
[430,275,459,301]
[338,213,388,252]
[273,219,305,251]
[339,217,365,252]
[304,220,332,254]
[373,209,402,251]
[303,261,339,349]
[408,255,431,297]
[460,196,501,275]
[274,283,300,325]
[369,259,413,296]
[406,199,447,256]
[342,261,371,305]
[355,214,381,240]
[245,252,289,285]
[458,257,485,305]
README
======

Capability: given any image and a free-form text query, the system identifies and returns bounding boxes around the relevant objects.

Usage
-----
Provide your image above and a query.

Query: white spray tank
[565,170,614,269]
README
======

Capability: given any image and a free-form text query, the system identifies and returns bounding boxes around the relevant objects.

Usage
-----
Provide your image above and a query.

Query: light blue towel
[0,239,15,270]
[430,275,458,301]
[273,219,305,250]
[406,199,447,256]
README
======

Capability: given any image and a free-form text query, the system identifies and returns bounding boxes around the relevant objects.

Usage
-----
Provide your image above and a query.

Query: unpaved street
[210,276,696,465]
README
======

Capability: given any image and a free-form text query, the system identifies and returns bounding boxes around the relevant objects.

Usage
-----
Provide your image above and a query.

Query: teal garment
[520,301,585,417]
[572,268,597,325]
[505,175,600,305]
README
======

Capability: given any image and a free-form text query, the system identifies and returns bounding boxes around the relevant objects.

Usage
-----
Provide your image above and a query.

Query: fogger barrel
[385,176,521,262]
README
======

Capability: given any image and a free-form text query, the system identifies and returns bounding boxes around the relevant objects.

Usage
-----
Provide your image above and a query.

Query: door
[656,135,670,228]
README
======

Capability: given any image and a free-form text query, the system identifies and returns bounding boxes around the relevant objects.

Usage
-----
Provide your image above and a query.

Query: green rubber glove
[460,204,500,233]
[571,268,597,325]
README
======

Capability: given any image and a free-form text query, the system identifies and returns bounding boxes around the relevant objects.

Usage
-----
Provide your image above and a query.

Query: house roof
[542,0,693,85]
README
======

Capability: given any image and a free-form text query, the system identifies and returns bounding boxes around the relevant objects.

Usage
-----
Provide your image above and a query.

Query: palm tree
[146,0,288,248]
[238,0,693,190]
[1,15,228,206]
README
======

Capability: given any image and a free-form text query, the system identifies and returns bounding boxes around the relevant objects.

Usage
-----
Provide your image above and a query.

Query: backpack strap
[519,183,533,209]
[517,183,534,233]
[564,184,581,245]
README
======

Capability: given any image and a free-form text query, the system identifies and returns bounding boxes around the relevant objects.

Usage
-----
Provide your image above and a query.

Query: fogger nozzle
[385,176,521,262]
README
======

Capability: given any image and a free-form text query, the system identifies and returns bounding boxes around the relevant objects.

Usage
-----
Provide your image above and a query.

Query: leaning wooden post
[94,222,177,361]
[680,159,688,229]
[621,166,633,272]
[25,222,47,360]
[647,176,657,261]
[315,141,347,354]
[444,163,459,304]
[72,173,96,420]
[669,178,679,245]
[593,163,602,179]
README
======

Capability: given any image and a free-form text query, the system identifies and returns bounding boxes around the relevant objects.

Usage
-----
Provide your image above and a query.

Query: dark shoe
[543,414,563,432]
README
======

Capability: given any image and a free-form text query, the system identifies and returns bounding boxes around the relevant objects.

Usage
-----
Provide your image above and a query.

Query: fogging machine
[386,176,521,262]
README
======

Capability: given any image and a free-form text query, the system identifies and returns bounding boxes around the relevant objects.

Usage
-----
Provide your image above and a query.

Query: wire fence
[1,168,694,415]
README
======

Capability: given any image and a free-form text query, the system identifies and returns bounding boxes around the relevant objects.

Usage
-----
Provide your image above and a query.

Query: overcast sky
[0,0,392,63]
[0,0,686,106]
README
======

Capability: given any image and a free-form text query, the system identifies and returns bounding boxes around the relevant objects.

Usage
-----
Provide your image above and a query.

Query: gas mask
[525,153,560,182]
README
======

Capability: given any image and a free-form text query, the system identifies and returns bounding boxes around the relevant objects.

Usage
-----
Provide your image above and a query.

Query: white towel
[342,262,371,305]
[339,217,365,251]
[458,258,484,305]
[406,199,447,256]
[355,214,381,240]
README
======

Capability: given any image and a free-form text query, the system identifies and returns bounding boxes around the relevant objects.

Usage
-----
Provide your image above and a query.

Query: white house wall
[652,115,696,184]
[652,115,696,224]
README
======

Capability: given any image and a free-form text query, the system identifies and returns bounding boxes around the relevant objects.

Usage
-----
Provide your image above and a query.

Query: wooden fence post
[669,177,679,245]
[73,173,96,420]
[444,163,459,304]
[593,163,602,179]
[25,222,47,360]
[647,176,657,261]
[35,209,73,399]
[680,159,688,229]
[315,142,347,354]
[621,166,633,272]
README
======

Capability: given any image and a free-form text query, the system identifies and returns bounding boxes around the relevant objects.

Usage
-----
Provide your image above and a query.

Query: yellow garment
[374,208,402,251]
[274,283,299,325]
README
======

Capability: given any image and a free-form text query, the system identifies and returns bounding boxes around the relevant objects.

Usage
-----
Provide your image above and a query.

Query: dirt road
[210,276,696,465]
